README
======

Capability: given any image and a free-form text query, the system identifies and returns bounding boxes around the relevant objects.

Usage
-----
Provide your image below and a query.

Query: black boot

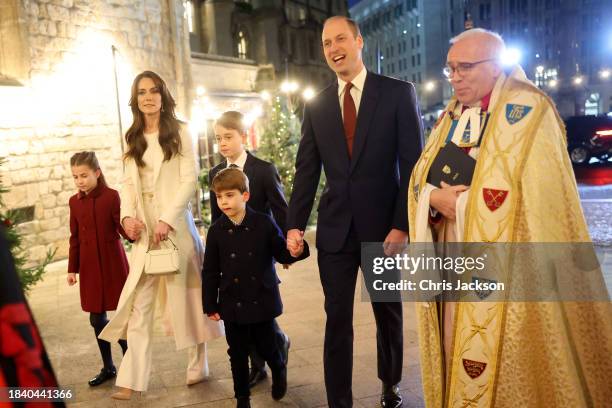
[380,382,403,408]
[247,367,267,388]
[271,366,287,400]
[88,366,116,386]
[236,396,251,408]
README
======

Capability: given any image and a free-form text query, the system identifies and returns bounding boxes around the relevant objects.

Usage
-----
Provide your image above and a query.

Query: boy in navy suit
[209,111,291,387]
[202,168,309,408]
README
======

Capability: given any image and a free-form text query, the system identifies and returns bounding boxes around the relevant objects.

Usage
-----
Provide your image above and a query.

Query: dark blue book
[427,142,476,187]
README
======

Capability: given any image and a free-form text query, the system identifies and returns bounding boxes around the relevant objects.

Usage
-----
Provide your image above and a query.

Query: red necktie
[343,82,356,157]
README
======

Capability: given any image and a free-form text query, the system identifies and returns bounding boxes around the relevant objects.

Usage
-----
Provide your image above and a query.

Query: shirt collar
[219,206,256,229]
[337,66,367,96]
[480,91,492,111]
[459,90,493,114]
[226,150,248,169]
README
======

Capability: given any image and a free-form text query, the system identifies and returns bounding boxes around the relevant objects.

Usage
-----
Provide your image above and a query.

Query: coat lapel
[129,159,143,199]
[324,84,351,170]
[243,152,254,178]
[350,72,379,173]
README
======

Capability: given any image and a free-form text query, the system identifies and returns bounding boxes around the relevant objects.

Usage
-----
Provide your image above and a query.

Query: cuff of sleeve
[158,216,177,231]
[429,208,442,225]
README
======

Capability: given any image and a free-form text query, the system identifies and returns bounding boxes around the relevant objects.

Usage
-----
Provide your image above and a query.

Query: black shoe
[281,333,291,365]
[236,396,251,408]
[380,383,403,408]
[271,366,287,400]
[248,367,267,388]
[88,366,116,386]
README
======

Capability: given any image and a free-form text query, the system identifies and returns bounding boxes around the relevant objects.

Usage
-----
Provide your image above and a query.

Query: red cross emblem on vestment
[482,188,508,212]
[463,358,487,379]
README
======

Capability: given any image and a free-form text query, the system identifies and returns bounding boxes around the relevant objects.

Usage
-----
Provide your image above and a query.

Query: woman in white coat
[100,71,224,399]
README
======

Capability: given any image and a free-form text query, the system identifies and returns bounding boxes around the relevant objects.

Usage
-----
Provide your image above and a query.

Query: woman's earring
[161,104,165,112]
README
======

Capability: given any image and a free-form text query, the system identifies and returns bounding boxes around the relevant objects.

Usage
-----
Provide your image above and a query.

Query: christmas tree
[257,94,325,226]
[0,158,56,292]
[256,95,301,198]
[198,169,212,228]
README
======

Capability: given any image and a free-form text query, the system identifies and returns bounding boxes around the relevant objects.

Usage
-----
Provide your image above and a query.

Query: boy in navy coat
[208,111,291,387]
[202,168,309,408]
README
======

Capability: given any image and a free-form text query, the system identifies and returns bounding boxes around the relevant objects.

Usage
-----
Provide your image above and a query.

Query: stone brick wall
[0,0,193,264]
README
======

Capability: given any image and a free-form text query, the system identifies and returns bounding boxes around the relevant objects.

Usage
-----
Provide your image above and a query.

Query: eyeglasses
[443,58,497,78]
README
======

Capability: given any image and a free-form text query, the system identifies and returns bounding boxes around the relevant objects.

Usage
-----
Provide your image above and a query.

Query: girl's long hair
[70,151,107,187]
[124,71,182,167]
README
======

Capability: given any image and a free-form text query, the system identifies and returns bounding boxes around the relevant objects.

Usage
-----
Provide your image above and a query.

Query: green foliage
[256,95,301,199]
[0,158,56,292]
[256,95,326,227]
[198,169,212,229]
[196,95,327,229]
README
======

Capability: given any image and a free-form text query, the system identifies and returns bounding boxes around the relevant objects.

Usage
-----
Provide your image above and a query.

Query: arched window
[237,30,248,59]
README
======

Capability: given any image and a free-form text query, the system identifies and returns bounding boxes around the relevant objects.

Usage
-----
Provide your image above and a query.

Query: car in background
[565,115,612,164]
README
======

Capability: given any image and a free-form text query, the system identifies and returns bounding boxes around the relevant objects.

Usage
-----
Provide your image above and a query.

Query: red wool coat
[68,184,129,313]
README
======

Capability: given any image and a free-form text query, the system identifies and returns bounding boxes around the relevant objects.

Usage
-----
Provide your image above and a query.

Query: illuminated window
[585,93,600,116]
[237,31,248,59]
[535,67,558,88]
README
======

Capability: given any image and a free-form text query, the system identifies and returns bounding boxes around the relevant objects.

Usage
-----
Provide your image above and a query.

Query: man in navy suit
[286,16,423,408]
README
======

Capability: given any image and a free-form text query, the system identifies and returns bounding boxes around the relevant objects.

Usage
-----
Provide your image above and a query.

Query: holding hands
[287,229,305,257]
[122,217,146,241]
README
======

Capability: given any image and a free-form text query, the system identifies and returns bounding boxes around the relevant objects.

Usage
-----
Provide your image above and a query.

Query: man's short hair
[323,16,361,38]
[211,168,250,194]
[449,28,505,59]
[214,111,246,135]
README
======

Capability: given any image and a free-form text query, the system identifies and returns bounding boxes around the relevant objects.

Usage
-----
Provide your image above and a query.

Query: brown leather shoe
[111,387,140,400]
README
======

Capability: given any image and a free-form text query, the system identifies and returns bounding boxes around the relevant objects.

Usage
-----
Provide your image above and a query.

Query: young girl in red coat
[67,151,130,387]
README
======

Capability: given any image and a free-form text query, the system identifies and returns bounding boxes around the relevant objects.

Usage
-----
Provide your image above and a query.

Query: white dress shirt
[226,150,248,169]
[337,66,367,119]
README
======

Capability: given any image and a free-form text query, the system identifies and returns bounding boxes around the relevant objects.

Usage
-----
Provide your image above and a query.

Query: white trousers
[115,273,208,391]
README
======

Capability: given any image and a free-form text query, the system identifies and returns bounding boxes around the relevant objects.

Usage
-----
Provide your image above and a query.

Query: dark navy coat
[202,207,309,324]
[209,152,288,232]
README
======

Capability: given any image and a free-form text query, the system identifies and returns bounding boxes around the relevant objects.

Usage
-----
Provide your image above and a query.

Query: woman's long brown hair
[124,71,182,167]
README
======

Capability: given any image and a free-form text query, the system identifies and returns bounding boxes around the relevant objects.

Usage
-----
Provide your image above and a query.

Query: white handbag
[144,237,179,275]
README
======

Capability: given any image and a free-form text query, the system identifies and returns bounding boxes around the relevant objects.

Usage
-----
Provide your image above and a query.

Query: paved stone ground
[27,185,611,407]
[28,231,425,408]
[579,184,612,289]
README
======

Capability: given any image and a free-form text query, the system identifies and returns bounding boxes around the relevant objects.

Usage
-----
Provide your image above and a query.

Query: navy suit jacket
[287,72,423,252]
[209,151,288,232]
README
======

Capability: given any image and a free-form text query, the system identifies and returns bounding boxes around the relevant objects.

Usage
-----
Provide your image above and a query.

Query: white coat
[100,128,224,350]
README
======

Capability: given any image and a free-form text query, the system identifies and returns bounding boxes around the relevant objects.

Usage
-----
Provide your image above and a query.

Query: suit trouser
[317,225,403,408]
[225,319,284,398]
[115,274,208,391]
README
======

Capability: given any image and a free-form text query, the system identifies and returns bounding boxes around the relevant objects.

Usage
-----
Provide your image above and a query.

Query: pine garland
[0,157,56,292]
